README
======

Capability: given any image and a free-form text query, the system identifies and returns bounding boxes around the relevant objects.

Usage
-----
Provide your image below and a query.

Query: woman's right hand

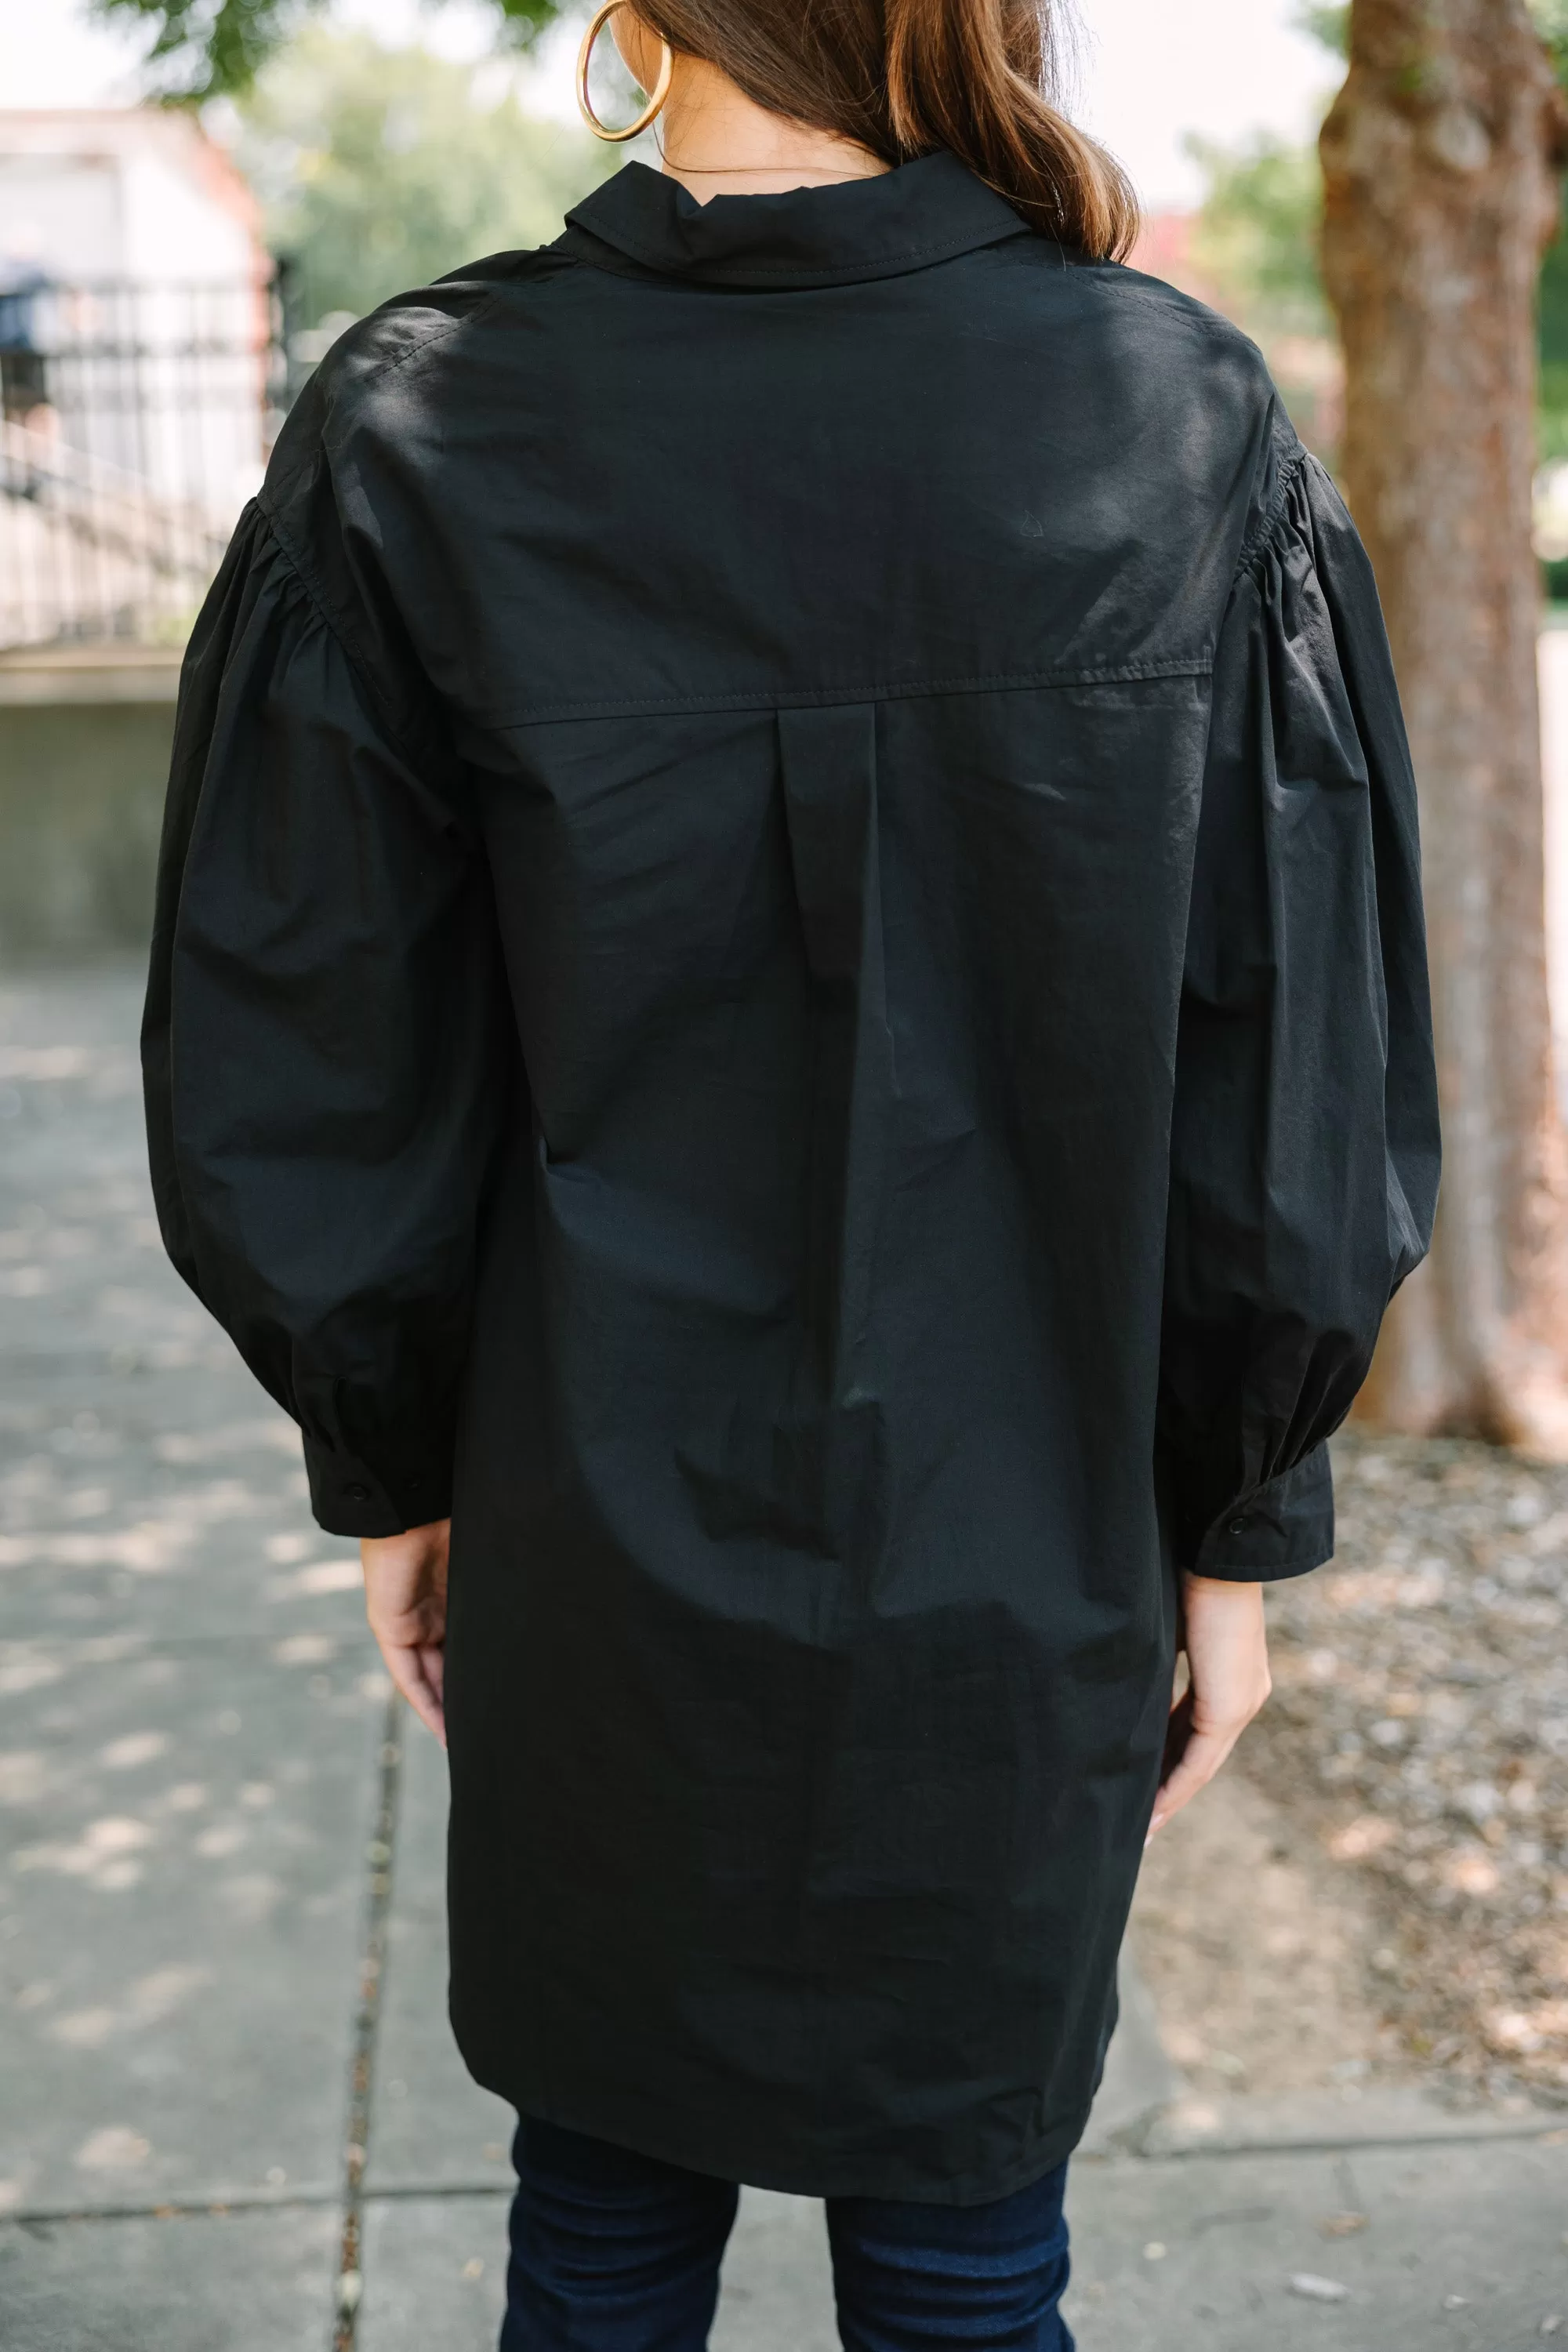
[1147,1573,1272,1842]
[361,1519,451,1747]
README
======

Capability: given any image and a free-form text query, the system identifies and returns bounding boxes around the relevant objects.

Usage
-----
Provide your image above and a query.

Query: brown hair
[631,0,1139,261]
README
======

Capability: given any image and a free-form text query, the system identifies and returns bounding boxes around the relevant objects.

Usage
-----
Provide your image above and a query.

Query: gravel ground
[1236,1429,1568,2103]
[1130,1757,1390,2102]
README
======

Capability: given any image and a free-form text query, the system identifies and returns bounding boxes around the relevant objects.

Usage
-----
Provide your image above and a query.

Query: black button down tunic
[143,155,1439,2204]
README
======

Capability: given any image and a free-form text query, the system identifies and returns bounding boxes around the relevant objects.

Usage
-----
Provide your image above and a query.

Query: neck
[656,56,889,203]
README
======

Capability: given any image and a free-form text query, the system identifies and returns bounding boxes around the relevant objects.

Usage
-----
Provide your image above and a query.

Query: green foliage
[91,0,303,100]
[1531,5,1568,458]
[490,0,563,45]
[1541,209,1568,463]
[1187,133,1330,343]
[236,27,613,326]
[1294,4,1348,57]
[90,0,564,98]
[1530,0,1568,88]
[82,0,1568,114]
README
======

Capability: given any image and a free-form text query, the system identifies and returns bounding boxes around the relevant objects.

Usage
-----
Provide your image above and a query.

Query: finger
[404,1646,447,1747]
[401,1662,448,1748]
[377,1635,447,1748]
[366,1606,439,1655]
[1148,1722,1240,1840]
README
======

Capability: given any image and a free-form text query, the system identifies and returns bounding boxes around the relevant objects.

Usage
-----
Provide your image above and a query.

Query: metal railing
[0,417,238,649]
[0,277,285,652]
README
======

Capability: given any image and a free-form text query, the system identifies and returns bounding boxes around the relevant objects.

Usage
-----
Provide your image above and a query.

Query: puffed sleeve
[142,499,511,1540]
[1158,452,1440,1581]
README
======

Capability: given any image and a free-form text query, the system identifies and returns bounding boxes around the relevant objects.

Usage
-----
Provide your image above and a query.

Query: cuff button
[1227,1517,1248,1536]
[344,1483,369,1504]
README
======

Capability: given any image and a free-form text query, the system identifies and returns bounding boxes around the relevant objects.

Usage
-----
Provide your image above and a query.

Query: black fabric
[143,157,1439,2204]
[561,149,1033,288]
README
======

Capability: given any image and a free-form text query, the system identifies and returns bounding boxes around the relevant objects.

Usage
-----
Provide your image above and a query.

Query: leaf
[1294,4,1348,56]
[234,27,613,330]
[86,0,566,98]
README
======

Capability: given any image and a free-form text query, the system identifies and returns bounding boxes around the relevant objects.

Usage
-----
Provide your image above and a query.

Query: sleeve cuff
[302,1434,453,1540]
[1189,1441,1334,1582]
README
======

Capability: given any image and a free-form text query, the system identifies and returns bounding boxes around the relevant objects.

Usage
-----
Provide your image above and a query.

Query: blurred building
[0,111,279,651]
[1127,211,1209,298]
[0,114,283,959]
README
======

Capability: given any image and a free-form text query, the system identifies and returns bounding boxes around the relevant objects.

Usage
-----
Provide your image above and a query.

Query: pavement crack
[0,2191,339,2226]
[331,1690,404,2351]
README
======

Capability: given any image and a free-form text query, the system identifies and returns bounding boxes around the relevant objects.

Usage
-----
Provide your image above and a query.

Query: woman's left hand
[1147,1573,1271,1842]
[361,1519,451,1746]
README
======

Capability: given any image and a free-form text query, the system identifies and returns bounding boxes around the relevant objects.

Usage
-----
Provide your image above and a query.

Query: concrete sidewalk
[2,968,1566,2351]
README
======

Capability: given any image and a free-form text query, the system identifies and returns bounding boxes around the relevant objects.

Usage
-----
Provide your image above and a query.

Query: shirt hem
[457,2053,1094,2207]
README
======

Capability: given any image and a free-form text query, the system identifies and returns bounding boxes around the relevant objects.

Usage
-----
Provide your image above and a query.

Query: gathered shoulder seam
[1232,444,1313,591]
[250,486,441,778]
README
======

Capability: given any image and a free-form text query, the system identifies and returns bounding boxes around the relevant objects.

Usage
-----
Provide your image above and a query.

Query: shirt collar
[559,152,1032,291]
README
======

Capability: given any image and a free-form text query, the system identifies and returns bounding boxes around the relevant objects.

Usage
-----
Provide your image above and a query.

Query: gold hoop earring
[576,2,673,144]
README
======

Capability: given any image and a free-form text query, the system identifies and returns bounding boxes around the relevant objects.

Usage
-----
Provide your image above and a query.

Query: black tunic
[143,154,1439,2204]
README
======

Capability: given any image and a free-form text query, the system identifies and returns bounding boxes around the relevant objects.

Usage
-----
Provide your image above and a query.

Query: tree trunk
[1321,0,1568,1450]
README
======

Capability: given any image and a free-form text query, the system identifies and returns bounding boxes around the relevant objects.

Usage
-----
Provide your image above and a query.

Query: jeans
[500,2118,1076,2351]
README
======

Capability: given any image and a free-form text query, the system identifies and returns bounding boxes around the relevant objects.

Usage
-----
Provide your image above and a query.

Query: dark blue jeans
[501,2118,1075,2351]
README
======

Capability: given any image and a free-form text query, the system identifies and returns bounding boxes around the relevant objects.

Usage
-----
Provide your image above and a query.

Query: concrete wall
[0,644,176,961]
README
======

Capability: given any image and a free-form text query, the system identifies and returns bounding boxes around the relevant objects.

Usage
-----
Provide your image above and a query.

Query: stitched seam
[563,222,1027,285]
[249,492,438,776]
[337,287,503,399]
[478,657,1214,730]
[554,227,1064,294]
[260,292,506,518]
[1232,444,1312,587]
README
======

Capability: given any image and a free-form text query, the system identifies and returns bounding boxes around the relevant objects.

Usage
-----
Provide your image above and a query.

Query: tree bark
[1321,0,1568,1449]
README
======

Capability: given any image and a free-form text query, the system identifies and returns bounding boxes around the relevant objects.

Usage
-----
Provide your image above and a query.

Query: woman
[143,2,1439,2343]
